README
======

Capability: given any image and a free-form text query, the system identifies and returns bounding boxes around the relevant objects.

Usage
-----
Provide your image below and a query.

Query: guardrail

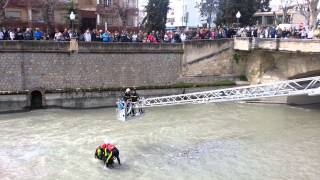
[234,37,320,53]
[0,40,184,53]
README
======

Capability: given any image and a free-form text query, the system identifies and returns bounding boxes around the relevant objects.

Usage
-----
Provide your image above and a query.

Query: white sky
[270,0,320,10]
[139,0,148,7]
[270,0,279,8]
[139,0,281,9]
[139,0,319,10]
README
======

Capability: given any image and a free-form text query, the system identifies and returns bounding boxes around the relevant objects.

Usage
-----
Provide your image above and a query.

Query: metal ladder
[137,76,320,108]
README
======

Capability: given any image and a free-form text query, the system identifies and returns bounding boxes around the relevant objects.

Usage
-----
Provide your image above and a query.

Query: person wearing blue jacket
[34,28,43,40]
[102,30,110,42]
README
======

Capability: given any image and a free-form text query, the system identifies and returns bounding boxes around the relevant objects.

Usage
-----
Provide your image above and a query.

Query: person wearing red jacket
[99,143,121,168]
[147,31,158,44]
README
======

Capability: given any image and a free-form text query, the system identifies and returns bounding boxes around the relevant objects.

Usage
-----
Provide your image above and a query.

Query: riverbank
[2,79,319,114]
[0,80,236,114]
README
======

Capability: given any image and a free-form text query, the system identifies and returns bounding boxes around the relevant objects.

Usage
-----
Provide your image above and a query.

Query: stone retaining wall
[0,41,184,92]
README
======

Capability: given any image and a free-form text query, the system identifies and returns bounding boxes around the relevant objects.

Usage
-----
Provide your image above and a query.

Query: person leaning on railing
[0,30,3,40]
[34,28,43,40]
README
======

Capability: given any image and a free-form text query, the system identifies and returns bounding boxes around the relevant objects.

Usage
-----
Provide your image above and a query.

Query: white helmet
[126,88,131,93]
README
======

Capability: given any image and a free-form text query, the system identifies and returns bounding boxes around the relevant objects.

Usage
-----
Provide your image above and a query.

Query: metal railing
[137,76,320,108]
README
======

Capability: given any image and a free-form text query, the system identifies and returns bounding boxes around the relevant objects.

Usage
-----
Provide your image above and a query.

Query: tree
[279,0,293,23]
[143,0,170,33]
[42,0,56,36]
[216,0,260,26]
[115,4,128,29]
[196,0,219,28]
[296,0,320,29]
[259,0,271,12]
[0,0,9,25]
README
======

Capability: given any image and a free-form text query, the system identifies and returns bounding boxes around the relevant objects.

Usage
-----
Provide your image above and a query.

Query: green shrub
[233,53,241,64]
[239,75,248,81]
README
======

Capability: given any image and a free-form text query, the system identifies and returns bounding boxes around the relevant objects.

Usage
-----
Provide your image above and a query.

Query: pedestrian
[24,28,33,40]
[102,30,110,43]
[15,27,24,40]
[33,28,43,40]
[84,29,92,42]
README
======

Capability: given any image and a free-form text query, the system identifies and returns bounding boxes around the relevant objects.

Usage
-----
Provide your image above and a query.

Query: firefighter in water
[95,143,121,168]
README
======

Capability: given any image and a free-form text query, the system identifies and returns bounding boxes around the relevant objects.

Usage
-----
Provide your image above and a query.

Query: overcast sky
[139,0,281,8]
[139,0,317,10]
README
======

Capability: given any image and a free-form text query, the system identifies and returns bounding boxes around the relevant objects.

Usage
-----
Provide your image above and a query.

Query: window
[103,0,112,7]
[106,18,113,26]
[127,16,133,26]
[167,18,175,23]
[5,10,21,19]
[266,16,275,25]
[32,9,44,22]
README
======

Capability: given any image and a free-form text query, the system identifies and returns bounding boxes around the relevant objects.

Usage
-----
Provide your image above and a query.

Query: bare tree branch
[114,4,128,29]
[0,0,9,24]
[41,0,56,35]
[296,0,319,29]
[280,0,293,23]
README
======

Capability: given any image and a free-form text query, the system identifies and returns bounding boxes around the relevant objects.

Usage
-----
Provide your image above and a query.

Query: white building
[166,0,202,29]
[185,0,204,27]
[139,0,202,29]
[138,0,147,26]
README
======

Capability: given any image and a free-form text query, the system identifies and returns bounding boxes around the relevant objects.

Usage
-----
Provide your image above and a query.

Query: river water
[0,103,320,180]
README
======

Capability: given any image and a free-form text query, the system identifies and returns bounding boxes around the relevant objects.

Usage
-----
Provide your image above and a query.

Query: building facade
[1,0,139,31]
[254,5,308,26]
[79,0,139,30]
[2,0,66,29]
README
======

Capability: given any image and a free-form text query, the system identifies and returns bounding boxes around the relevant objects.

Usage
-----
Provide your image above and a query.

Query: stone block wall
[0,54,24,91]
[181,39,236,79]
[243,50,320,84]
[0,40,240,92]
[0,52,182,91]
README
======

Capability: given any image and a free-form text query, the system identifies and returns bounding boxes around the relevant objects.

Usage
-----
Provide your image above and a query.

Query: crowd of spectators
[1,25,319,43]
[234,25,319,39]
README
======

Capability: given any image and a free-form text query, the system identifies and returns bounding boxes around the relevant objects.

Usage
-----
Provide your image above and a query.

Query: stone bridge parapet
[234,37,320,53]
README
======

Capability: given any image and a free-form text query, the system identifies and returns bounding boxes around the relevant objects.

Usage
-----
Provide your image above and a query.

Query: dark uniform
[123,91,131,101]
[131,90,139,102]
[95,143,121,168]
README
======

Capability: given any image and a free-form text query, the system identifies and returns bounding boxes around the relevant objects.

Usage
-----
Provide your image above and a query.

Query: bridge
[234,38,320,53]
[137,76,320,108]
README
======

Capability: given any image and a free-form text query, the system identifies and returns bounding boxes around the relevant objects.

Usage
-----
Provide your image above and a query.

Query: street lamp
[317,13,320,28]
[236,11,241,24]
[69,11,76,34]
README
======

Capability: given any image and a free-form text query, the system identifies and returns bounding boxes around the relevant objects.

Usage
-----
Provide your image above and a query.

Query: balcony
[125,7,138,16]
[96,3,138,16]
[96,4,117,15]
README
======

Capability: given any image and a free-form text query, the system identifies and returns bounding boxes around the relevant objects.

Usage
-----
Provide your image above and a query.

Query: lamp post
[236,11,241,24]
[317,13,320,28]
[69,11,76,35]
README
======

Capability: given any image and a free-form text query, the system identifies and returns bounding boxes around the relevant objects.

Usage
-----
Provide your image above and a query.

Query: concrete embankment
[0,84,235,113]
[1,84,319,113]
